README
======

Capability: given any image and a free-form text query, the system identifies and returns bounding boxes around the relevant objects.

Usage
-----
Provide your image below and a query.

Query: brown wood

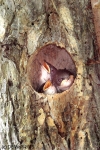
[0,0,100,149]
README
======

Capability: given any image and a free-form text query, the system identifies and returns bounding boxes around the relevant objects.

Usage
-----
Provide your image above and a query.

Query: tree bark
[0,0,100,149]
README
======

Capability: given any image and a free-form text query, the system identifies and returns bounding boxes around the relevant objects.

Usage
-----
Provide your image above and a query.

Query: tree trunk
[0,0,100,149]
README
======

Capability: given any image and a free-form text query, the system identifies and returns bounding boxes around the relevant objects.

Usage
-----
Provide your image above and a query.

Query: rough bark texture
[0,0,100,150]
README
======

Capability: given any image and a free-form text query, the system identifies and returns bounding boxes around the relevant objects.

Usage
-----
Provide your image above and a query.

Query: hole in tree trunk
[27,43,77,95]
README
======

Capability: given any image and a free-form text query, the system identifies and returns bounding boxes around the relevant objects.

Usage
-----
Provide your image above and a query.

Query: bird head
[44,60,57,80]
[57,75,74,92]
[43,79,57,95]
[54,69,72,85]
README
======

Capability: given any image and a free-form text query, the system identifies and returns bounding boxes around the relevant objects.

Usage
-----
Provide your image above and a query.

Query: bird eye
[58,78,63,83]
[51,68,54,72]
[61,78,64,81]
[62,78,65,80]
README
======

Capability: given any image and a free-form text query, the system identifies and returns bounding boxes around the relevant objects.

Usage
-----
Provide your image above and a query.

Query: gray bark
[0,0,100,149]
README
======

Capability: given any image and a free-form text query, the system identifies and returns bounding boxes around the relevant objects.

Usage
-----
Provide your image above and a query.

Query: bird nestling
[52,68,74,93]
[42,79,57,95]
[38,60,75,94]
[37,61,51,91]
[56,75,74,93]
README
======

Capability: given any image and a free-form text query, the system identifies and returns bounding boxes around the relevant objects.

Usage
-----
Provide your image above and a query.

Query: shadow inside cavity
[27,43,77,94]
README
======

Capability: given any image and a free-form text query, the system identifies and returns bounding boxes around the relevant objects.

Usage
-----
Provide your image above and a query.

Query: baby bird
[38,60,75,94]
[45,61,75,93]
[56,75,74,93]
[37,61,51,91]
[37,60,57,91]
[43,79,57,95]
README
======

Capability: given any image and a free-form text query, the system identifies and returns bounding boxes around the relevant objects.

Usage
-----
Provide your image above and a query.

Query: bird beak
[38,62,51,89]
[42,62,50,73]
[43,80,52,91]
[43,80,57,94]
